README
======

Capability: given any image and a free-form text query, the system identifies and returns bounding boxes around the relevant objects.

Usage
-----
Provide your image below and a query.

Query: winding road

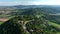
[23,20,34,34]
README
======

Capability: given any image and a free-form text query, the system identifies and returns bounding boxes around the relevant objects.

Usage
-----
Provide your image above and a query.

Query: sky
[0,0,60,6]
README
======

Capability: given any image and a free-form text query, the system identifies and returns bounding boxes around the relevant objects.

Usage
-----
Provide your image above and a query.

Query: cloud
[0,0,60,6]
[14,1,60,5]
[0,2,18,6]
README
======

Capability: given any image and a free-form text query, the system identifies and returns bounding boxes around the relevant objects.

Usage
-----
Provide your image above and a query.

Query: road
[23,20,34,34]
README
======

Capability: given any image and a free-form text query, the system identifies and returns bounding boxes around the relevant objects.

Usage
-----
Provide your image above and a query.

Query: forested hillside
[0,6,60,34]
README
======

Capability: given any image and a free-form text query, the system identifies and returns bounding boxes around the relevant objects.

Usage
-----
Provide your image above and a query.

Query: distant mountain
[0,5,60,14]
[0,5,60,9]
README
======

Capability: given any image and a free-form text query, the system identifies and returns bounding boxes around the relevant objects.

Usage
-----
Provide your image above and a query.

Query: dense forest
[0,7,60,34]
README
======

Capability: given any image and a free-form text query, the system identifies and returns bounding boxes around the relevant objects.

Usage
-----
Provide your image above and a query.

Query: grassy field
[48,21,60,34]
[0,22,4,25]
[56,32,60,34]
[36,14,43,18]
[48,21,60,30]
